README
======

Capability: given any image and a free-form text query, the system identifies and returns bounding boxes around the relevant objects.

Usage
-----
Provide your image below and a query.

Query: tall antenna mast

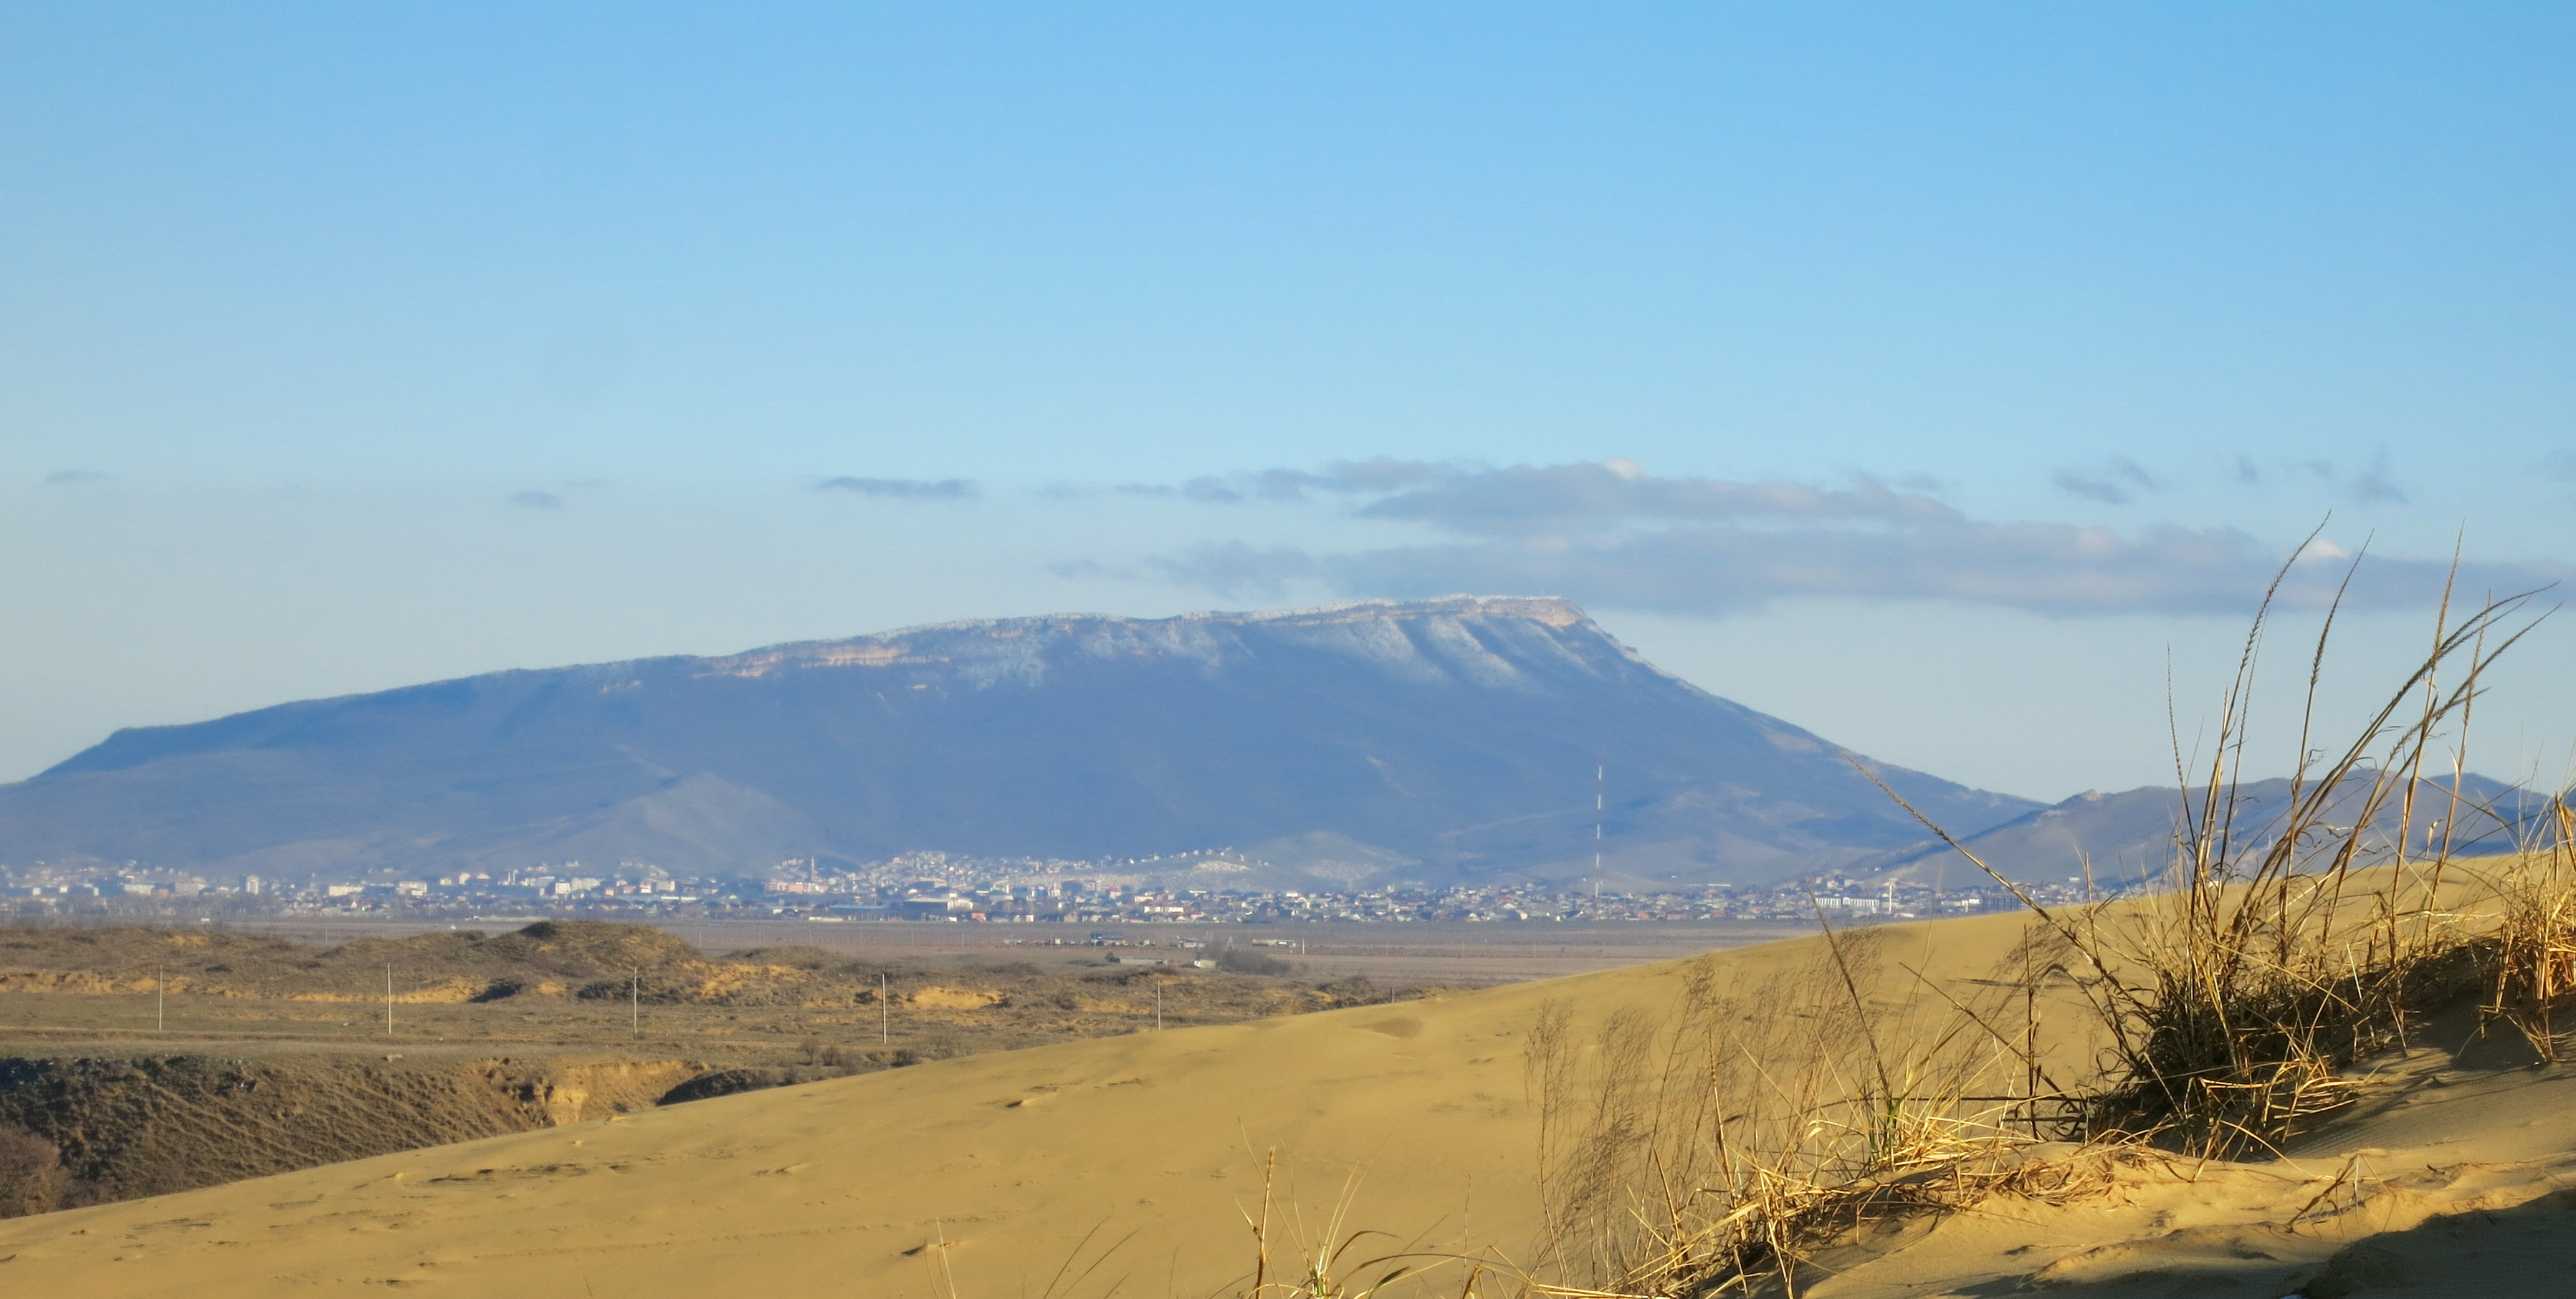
[1593,763,1605,893]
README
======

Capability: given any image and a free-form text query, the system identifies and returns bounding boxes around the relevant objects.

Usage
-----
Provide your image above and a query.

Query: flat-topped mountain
[0,596,2039,884]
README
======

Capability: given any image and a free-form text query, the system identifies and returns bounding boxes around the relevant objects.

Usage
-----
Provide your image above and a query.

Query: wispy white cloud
[2050,456,2162,505]
[1115,477,1255,504]
[1349,461,1956,537]
[2348,446,2407,504]
[1099,459,2563,617]
[2228,449,2409,504]
[1145,542,1321,598]
[818,476,978,499]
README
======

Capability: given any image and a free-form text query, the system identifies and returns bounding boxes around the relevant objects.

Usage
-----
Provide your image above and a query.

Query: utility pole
[631,971,640,1039]
[1155,982,1163,1031]
[156,964,165,1033]
[879,972,889,1044]
[384,962,394,1037]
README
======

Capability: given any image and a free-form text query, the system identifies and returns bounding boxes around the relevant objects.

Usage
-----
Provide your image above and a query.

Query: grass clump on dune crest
[1879,551,2568,1158]
[1492,550,2576,1297]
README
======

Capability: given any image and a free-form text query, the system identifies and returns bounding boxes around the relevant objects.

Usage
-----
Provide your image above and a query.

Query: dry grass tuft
[1511,932,2070,1298]
[2480,798,2576,1059]
[1232,1149,1472,1299]
[1490,546,2576,1295]
[1874,546,2568,1156]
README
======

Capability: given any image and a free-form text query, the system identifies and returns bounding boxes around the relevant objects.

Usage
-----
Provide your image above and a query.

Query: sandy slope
[3,906,2572,1297]
[1813,1053,2576,1298]
[0,911,1907,1298]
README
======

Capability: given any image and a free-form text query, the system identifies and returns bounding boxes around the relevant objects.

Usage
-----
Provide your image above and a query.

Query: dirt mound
[717,945,846,970]
[908,985,1006,1009]
[475,921,702,973]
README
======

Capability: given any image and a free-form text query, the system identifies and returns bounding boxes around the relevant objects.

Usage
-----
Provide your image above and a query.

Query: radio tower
[1593,764,1605,898]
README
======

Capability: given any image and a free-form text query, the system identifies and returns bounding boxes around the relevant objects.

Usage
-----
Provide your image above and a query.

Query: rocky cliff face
[0,596,2038,883]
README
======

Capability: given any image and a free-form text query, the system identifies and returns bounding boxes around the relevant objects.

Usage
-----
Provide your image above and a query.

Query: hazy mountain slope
[0,596,2038,883]
[1856,772,2542,887]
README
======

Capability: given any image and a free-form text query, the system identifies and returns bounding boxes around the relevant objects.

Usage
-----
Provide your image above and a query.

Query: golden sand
[4,907,2570,1297]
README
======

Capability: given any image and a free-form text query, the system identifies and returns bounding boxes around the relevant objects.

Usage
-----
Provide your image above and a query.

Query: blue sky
[6,3,2574,797]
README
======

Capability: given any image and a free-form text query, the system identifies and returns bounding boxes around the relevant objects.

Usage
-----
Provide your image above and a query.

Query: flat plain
[223,915,1823,980]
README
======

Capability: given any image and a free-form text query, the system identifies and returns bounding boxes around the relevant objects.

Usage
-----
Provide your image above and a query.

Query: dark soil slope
[0,1052,693,1214]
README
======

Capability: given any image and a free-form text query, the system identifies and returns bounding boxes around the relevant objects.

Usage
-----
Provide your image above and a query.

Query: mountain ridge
[42,596,1601,779]
[2,596,2041,884]
[1851,771,2544,888]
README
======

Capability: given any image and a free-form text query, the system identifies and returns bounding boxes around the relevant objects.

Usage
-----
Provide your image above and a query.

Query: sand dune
[4,905,2571,1296]
[1808,1054,2576,1296]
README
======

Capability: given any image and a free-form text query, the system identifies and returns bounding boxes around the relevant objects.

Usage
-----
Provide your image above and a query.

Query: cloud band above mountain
[1120,460,2563,618]
[819,476,978,499]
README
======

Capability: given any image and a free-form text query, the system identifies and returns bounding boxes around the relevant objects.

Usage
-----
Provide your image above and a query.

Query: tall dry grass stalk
[1516,929,2084,1298]
[2479,797,2576,1060]
[1873,546,2567,1156]
[1234,1149,1470,1299]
